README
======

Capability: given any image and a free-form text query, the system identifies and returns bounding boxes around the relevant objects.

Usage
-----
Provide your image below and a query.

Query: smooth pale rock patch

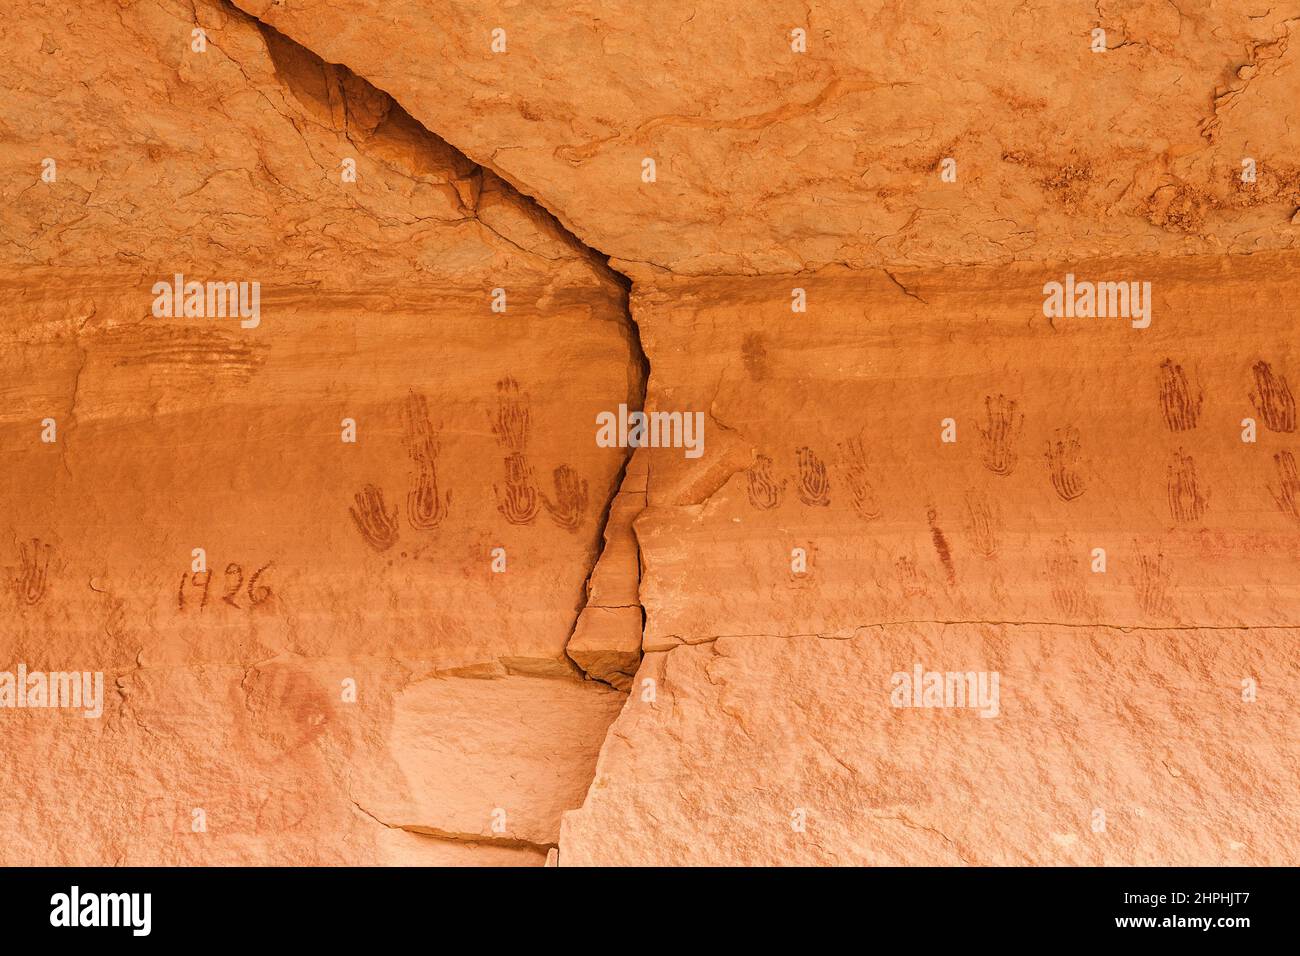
[351,674,626,846]
[561,626,1300,865]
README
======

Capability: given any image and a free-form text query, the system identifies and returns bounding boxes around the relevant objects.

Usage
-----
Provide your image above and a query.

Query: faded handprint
[795,446,831,507]
[1159,359,1202,432]
[490,377,532,452]
[745,454,786,510]
[1167,450,1208,523]
[403,388,439,462]
[964,491,999,557]
[1250,360,1296,433]
[349,485,399,551]
[1048,538,1086,617]
[1271,450,1300,522]
[543,464,589,532]
[1045,426,1086,501]
[15,537,53,606]
[840,437,881,520]
[495,453,540,525]
[1134,547,1172,617]
[977,394,1023,476]
[894,556,927,598]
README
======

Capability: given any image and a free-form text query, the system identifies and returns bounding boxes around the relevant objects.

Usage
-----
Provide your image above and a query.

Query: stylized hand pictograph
[1250,360,1296,433]
[349,484,400,551]
[1159,359,1202,432]
[1045,426,1086,501]
[407,459,451,531]
[1166,450,1208,523]
[894,556,927,598]
[840,438,881,520]
[1271,450,1300,522]
[795,446,831,507]
[404,389,452,531]
[543,464,589,532]
[404,388,439,462]
[1048,538,1086,617]
[1134,547,1172,617]
[495,452,540,525]
[491,376,532,452]
[964,491,999,557]
[977,394,1023,476]
[745,454,786,510]
[15,537,53,606]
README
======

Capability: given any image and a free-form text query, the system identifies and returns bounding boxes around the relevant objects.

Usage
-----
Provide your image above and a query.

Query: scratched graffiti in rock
[1045,425,1086,501]
[349,484,400,551]
[977,394,1023,476]
[1167,450,1209,523]
[1250,360,1296,433]
[177,569,211,610]
[840,437,881,520]
[1159,359,1202,432]
[495,453,540,525]
[795,446,831,507]
[542,464,589,531]
[179,560,272,612]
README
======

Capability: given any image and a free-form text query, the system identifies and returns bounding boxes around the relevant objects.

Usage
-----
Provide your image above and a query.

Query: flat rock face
[4,0,1298,867]
[558,253,1300,864]
[631,257,1300,644]
[562,626,1299,865]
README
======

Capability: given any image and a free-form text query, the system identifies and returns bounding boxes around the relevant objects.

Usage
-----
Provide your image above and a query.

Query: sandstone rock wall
[2,0,1296,866]
[1,0,639,865]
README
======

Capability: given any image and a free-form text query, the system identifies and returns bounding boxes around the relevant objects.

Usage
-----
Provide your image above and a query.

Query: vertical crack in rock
[249,13,652,678]
[235,6,652,844]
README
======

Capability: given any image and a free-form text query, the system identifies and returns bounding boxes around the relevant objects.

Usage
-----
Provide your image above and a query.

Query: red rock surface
[2,0,1297,866]
[2,0,637,865]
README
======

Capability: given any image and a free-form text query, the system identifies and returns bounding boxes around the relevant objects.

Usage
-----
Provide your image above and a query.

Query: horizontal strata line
[657,619,1300,644]
[349,802,555,854]
[73,655,600,680]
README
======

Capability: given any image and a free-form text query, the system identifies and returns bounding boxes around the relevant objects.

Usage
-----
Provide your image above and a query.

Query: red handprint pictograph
[745,454,786,510]
[349,485,399,551]
[543,464,588,532]
[977,394,1023,476]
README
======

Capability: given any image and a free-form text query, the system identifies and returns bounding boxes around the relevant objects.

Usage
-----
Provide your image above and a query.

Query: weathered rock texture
[1,0,637,864]
[564,255,1300,864]
[2,0,1298,866]
[231,0,1300,276]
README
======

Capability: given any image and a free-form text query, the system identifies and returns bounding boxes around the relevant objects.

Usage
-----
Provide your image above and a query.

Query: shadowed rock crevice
[246,8,653,686]
[0,0,646,865]
[232,0,654,835]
